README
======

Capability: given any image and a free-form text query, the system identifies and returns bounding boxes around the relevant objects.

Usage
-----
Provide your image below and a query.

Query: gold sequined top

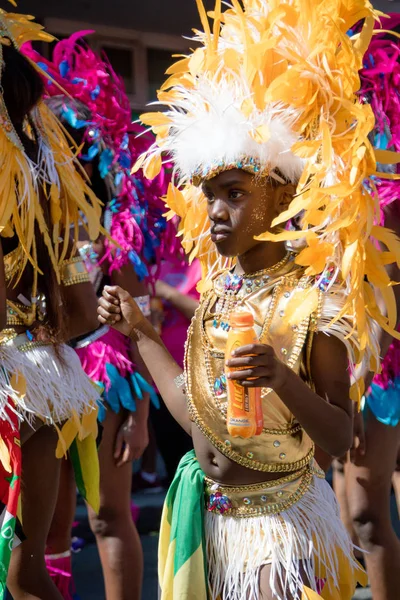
[185,264,317,473]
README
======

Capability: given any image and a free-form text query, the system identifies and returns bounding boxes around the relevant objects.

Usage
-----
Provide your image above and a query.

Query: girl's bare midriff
[192,425,301,486]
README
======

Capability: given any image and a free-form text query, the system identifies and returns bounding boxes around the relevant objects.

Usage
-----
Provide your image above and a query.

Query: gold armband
[61,257,91,287]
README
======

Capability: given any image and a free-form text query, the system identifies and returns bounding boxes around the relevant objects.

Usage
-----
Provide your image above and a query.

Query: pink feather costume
[23,35,176,418]
[358,15,400,425]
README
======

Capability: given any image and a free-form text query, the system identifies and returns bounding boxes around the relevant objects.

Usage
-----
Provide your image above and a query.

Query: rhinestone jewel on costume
[214,374,227,397]
[225,273,243,293]
[208,490,233,515]
[318,266,335,292]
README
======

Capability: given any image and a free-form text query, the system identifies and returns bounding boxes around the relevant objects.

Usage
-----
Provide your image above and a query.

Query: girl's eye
[205,192,215,203]
[229,190,244,200]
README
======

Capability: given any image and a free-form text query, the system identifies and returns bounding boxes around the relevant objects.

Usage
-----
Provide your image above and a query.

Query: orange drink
[225,311,262,438]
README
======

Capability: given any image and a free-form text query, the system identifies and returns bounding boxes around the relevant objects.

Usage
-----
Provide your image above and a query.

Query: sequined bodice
[185,266,315,473]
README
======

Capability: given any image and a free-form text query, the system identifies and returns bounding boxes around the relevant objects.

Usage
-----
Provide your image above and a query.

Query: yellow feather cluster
[0,101,102,281]
[0,9,54,47]
[135,0,400,389]
[0,9,102,281]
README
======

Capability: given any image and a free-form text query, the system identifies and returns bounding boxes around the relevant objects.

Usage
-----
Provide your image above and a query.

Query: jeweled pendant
[214,374,227,398]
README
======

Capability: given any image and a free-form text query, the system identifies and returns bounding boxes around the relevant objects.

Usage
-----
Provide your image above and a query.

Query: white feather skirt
[205,475,362,600]
[0,335,100,426]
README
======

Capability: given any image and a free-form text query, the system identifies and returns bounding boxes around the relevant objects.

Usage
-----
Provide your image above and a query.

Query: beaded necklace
[212,251,292,330]
[200,266,312,435]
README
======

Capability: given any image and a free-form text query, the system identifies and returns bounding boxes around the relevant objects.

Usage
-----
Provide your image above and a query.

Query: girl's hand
[98,285,145,338]
[225,343,288,390]
[114,413,149,467]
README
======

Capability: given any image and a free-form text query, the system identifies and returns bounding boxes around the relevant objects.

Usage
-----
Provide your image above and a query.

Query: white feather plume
[164,76,305,183]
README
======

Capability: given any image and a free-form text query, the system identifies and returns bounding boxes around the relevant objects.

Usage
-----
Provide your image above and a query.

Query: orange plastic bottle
[225,311,263,438]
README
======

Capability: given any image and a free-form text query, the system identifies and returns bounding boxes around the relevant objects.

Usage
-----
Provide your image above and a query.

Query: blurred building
[14,0,400,110]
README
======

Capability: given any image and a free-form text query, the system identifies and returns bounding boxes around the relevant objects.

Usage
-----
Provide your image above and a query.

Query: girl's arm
[155,280,199,321]
[0,240,6,330]
[61,272,99,341]
[98,285,191,435]
[111,264,151,463]
[226,332,353,458]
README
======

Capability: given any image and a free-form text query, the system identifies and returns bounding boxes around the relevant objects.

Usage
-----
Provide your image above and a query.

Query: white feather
[163,77,305,183]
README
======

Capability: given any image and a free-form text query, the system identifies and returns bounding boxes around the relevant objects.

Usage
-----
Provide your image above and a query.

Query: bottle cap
[229,311,254,328]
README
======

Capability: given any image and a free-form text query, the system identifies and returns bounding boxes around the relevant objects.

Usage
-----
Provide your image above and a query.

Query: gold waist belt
[0,329,49,352]
[205,462,324,518]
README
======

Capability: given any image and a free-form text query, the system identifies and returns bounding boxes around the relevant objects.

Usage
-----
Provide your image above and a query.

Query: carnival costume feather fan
[134,0,400,396]
[24,32,180,281]
[358,13,400,210]
[0,10,102,283]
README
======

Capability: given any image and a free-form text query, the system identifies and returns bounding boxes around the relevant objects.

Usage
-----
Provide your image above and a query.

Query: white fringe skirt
[204,465,365,600]
[0,332,100,426]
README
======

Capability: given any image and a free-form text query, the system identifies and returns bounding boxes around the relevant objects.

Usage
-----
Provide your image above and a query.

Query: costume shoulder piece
[133,0,400,400]
[0,9,102,282]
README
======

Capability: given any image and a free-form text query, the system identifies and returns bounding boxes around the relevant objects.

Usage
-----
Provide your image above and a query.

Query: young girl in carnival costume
[331,14,400,600]
[0,8,106,600]
[98,1,400,598]
[24,32,175,600]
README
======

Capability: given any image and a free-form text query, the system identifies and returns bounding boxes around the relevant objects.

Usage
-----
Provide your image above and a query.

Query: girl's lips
[211,231,230,242]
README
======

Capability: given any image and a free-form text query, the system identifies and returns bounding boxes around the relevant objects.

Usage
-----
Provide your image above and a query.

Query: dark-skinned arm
[112,264,150,453]
[62,278,99,341]
[98,285,191,435]
[226,332,352,458]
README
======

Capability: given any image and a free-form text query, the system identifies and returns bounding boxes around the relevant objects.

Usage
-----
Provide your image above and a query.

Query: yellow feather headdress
[0,8,102,281]
[135,0,400,389]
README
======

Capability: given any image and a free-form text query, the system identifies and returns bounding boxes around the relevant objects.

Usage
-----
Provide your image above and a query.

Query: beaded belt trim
[74,325,110,349]
[204,463,324,518]
[0,330,49,353]
[61,257,91,287]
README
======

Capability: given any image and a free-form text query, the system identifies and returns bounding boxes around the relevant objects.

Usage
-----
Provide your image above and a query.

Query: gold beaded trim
[6,308,26,326]
[0,329,18,345]
[0,329,49,352]
[17,340,49,353]
[204,466,308,493]
[61,257,91,287]
[310,288,324,333]
[205,467,314,517]
[3,247,19,283]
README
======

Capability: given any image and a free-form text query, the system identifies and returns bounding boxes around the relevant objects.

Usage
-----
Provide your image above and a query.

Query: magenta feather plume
[23,33,182,279]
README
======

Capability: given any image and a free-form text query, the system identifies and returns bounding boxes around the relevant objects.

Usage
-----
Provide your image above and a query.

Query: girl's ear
[273,183,296,215]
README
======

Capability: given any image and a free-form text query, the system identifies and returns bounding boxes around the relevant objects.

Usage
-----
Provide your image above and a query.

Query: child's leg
[391,445,400,516]
[87,409,143,600]
[46,458,76,555]
[7,426,63,600]
[345,410,400,600]
[259,562,310,600]
[332,458,361,553]
[45,458,77,599]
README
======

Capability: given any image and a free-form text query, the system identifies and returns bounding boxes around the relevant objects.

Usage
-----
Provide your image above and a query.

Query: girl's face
[203,169,287,258]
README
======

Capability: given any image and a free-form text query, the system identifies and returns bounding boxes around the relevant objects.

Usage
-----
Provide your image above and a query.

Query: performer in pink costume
[332,15,400,600]
[24,33,175,600]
